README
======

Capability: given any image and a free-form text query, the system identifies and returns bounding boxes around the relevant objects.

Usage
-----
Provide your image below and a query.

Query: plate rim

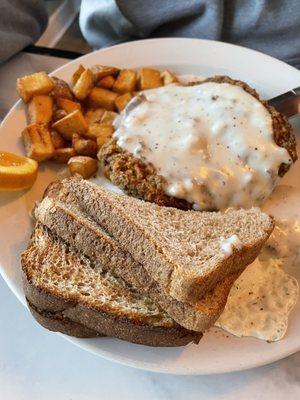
[1,37,300,375]
[60,331,300,375]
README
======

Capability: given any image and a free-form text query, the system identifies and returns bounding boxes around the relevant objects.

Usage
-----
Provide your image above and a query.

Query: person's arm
[79,0,300,69]
[116,0,203,36]
[79,0,203,49]
[0,0,48,63]
[79,0,137,49]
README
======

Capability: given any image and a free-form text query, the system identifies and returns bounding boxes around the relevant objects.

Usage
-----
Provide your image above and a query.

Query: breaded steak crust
[98,76,297,210]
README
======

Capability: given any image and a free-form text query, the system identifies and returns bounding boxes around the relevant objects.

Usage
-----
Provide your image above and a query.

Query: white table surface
[0,52,300,400]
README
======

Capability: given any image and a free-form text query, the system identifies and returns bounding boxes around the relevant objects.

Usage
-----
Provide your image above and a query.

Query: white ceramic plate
[1,38,300,375]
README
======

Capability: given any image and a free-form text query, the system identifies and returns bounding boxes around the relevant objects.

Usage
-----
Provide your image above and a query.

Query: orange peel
[0,151,38,191]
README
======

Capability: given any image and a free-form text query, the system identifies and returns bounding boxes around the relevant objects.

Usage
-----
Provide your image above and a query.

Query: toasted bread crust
[22,224,201,346]
[98,76,297,209]
[29,300,202,346]
[27,300,101,338]
[33,183,245,331]
[23,269,201,346]
[62,177,273,305]
[34,179,272,324]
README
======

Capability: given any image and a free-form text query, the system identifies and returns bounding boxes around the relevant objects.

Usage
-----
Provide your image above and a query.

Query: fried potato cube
[161,70,178,85]
[51,77,73,100]
[98,75,115,90]
[85,122,114,141]
[84,108,113,140]
[56,97,81,114]
[68,156,98,179]
[72,133,97,157]
[73,69,94,100]
[113,69,137,94]
[50,130,66,149]
[139,68,162,90]
[85,108,105,125]
[17,72,54,103]
[101,110,118,124]
[86,124,102,140]
[52,110,88,140]
[53,109,68,122]
[87,87,118,110]
[115,92,133,112]
[96,124,114,149]
[91,65,120,81]
[72,64,85,85]
[139,68,162,89]
[22,123,54,162]
[52,147,76,163]
[28,95,53,124]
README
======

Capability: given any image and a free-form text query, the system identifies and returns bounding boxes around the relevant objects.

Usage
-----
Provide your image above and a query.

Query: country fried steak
[98,76,297,210]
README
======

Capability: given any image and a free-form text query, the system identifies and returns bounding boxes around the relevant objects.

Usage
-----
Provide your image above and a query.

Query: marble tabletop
[0,52,300,400]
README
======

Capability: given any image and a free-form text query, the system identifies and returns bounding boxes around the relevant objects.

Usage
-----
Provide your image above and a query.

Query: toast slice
[27,300,101,338]
[63,176,274,304]
[34,181,239,332]
[22,223,201,346]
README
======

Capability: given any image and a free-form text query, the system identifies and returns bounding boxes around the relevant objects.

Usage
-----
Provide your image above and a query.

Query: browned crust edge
[27,300,101,338]
[21,245,201,347]
[66,177,273,305]
[33,184,246,330]
[99,138,192,210]
[98,76,297,209]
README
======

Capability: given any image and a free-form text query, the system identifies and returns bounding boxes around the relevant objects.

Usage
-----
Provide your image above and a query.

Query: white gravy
[114,83,291,210]
[215,258,298,342]
[261,185,300,261]
[220,234,242,255]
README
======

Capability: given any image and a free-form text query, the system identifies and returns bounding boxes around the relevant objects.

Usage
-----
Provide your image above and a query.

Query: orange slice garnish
[0,151,38,191]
